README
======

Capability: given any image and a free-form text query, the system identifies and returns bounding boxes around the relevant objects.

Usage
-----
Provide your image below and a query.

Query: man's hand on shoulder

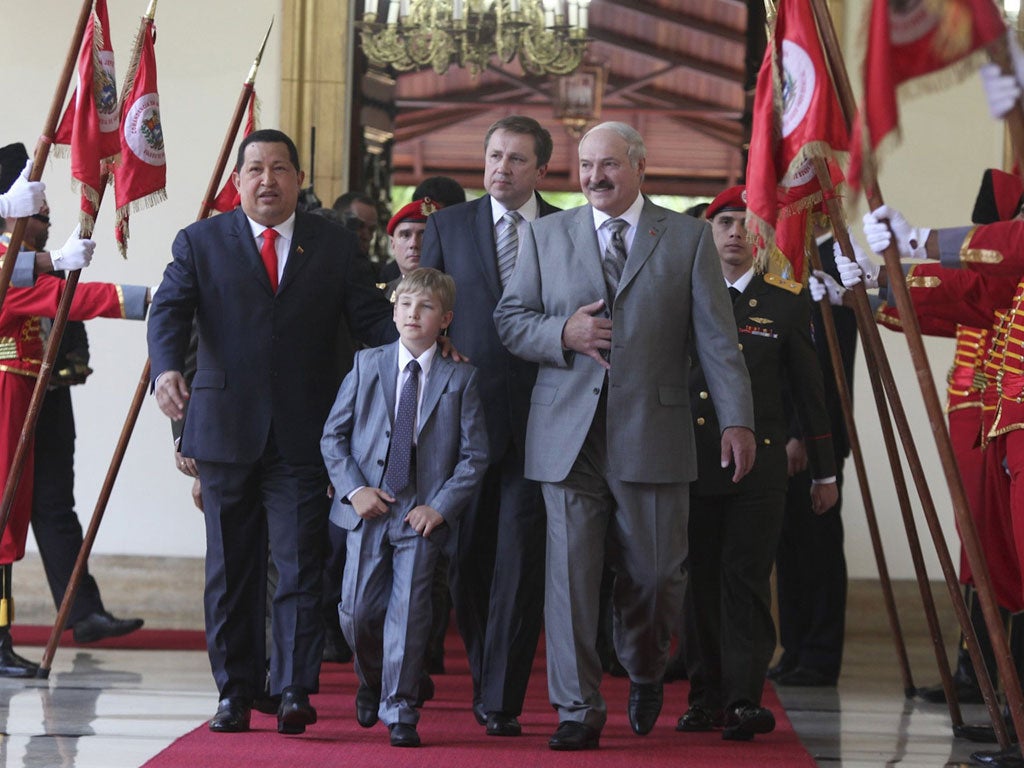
[351,487,394,519]
[155,371,189,420]
[721,426,756,483]
[561,299,612,370]
[437,335,467,363]
[405,504,445,537]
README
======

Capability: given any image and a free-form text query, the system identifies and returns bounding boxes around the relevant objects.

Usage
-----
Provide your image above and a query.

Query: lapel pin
[749,298,758,308]
[648,228,657,236]
[296,246,304,255]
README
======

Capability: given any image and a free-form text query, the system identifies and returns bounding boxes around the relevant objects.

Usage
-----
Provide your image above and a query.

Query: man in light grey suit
[494,122,755,751]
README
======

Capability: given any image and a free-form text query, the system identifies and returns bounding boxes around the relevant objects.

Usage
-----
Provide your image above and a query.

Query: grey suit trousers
[339,482,446,726]
[541,394,688,730]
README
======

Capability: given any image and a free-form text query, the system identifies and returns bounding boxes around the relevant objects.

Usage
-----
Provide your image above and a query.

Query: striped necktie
[496,210,522,288]
[385,359,420,494]
[602,218,629,305]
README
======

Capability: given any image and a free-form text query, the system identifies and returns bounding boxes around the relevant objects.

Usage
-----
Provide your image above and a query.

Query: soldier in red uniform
[0,190,151,677]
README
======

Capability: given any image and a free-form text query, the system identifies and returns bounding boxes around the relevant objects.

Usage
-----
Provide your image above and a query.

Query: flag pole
[0,0,94,309]
[36,15,272,678]
[802,203,917,698]
[809,0,1023,747]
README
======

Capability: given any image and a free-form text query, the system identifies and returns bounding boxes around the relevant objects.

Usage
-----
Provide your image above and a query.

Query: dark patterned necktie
[602,218,628,304]
[385,359,420,493]
[729,286,741,302]
[496,210,522,288]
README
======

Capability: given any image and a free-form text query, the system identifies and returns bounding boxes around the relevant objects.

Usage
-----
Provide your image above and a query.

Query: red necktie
[260,228,279,292]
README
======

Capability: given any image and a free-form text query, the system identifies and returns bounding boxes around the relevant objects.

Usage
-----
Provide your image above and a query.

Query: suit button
[592,387,600,395]
[763,438,771,445]
[386,431,391,437]
[696,417,705,426]
[699,391,708,400]
[377,459,384,466]
[737,343,744,351]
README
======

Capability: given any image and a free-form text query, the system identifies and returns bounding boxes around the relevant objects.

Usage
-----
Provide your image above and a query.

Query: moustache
[588,182,614,191]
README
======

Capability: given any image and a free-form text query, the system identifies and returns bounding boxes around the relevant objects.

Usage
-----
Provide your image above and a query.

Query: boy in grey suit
[321,268,489,747]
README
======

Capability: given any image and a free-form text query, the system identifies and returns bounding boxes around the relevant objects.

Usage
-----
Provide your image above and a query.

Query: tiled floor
[0,554,1010,767]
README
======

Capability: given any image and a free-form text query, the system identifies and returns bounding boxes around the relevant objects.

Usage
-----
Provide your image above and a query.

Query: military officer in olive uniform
[677,186,838,741]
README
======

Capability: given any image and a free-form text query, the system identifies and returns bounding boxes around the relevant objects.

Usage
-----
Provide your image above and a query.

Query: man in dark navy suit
[420,115,558,737]
[148,129,396,736]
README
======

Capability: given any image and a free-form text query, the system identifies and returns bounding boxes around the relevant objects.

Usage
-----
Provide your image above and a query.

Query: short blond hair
[394,267,456,314]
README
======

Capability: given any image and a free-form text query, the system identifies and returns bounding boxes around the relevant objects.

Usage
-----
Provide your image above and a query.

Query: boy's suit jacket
[321,341,490,531]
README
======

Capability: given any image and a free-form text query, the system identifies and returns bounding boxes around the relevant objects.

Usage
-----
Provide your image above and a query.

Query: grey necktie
[602,218,629,304]
[385,359,420,493]
[496,210,522,288]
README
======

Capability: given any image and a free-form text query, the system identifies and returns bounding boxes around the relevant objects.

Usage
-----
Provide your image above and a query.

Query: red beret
[387,197,440,236]
[706,185,747,220]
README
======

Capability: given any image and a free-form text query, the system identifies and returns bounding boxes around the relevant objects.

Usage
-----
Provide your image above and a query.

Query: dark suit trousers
[775,467,847,678]
[198,434,329,700]
[684,455,786,710]
[31,386,104,625]
[449,443,545,716]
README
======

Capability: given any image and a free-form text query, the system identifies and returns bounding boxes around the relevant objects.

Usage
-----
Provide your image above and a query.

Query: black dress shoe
[209,698,251,733]
[916,678,983,704]
[766,658,797,681]
[389,722,421,747]
[0,631,38,678]
[722,702,776,741]
[486,712,522,737]
[356,684,379,728]
[72,611,144,644]
[472,699,487,726]
[414,672,435,707]
[548,721,600,751]
[277,686,317,735]
[676,705,723,732]
[628,681,663,735]
[971,745,1024,767]
[774,666,838,687]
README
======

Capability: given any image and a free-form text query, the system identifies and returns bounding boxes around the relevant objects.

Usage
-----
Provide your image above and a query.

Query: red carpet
[143,631,817,768]
[12,625,207,651]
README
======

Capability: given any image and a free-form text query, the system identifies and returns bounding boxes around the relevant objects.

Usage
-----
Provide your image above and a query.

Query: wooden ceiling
[388,0,762,197]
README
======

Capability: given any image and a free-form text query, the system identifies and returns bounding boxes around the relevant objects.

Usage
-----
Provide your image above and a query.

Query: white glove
[862,205,930,259]
[809,270,845,306]
[50,226,95,271]
[981,62,1020,119]
[0,160,45,219]
[831,237,880,288]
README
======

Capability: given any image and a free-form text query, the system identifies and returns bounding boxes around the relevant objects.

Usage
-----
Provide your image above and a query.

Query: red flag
[54,0,120,231]
[211,91,258,213]
[114,20,166,257]
[848,0,1006,189]
[746,0,849,279]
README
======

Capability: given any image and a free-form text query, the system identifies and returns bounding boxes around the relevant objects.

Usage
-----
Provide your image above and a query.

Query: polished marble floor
[0,554,1009,767]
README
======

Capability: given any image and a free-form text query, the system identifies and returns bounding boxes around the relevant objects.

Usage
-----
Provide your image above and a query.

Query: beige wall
[5,0,1009,582]
[7,0,283,557]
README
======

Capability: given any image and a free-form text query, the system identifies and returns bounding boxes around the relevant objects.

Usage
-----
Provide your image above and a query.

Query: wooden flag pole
[36,15,273,677]
[802,207,916,698]
[0,0,94,309]
[809,0,1024,747]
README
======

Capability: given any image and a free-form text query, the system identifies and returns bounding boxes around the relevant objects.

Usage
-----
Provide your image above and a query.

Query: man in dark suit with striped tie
[420,115,559,737]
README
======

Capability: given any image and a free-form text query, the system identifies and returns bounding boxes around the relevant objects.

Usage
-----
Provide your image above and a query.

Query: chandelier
[357,0,592,76]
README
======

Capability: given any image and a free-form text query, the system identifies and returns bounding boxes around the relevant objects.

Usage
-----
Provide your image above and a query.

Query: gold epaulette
[763,271,802,295]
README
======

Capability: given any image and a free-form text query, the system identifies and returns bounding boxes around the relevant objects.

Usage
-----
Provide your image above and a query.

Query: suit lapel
[617,199,665,295]
[277,212,314,296]
[570,206,608,302]
[471,197,503,301]
[378,344,400,427]
[418,349,455,437]
[232,209,275,295]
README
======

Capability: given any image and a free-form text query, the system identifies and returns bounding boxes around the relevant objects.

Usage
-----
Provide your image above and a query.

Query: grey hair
[580,121,646,168]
